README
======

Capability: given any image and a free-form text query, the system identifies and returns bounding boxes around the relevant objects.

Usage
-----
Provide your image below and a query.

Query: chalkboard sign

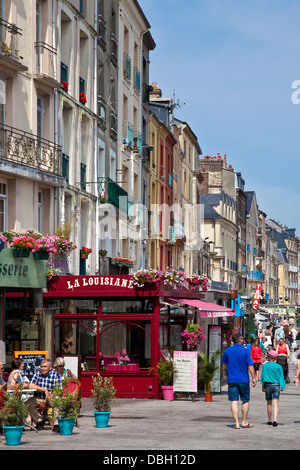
[14,351,49,381]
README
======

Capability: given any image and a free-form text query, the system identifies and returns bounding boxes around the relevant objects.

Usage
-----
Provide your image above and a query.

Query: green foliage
[0,385,29,426]
[156,359,177,386]
[50,380,80,419]
[198,351,220,394]
[91,374,116,412]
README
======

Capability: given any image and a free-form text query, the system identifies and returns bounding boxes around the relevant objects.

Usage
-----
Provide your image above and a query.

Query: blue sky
[139,0,300,234]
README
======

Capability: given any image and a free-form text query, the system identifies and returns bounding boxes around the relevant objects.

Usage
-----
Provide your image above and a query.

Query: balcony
[122,121,134,148]
[97,14,106,50]
[97,177,128,214]
[97,95,106,128]
[110,109,117,140]
[247,270,264,281]
[110,33,118,67]
[0,18,27,72]
[34,42,60,88]
[134,66,141,94]
[0,123,62,176]
[133,131,142,155]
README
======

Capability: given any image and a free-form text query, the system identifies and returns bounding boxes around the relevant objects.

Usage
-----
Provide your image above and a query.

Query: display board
[63,355,81,380]
[208,325,222,393]
[14,351,49,381]
[173,351,198,393]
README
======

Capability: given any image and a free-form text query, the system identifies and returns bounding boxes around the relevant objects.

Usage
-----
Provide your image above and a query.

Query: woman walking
[261,350,286,426]
[251,338,263,382]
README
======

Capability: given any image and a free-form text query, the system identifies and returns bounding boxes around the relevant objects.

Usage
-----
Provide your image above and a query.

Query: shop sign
[0,248,47,289]
[252,283,261,310]
[66,276,134,291]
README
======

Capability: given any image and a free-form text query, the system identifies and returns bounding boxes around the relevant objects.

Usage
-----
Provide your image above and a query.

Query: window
[38,190,42,233]
[0,77,5,125]
[37,94,43,140]
[0,182,7,231]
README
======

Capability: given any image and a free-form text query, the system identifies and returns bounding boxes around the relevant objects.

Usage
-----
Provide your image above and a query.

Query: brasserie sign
[0,248,47,289]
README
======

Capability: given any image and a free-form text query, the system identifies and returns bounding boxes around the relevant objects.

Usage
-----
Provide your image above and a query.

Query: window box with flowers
[61,81,69,92]
[98,193,108,204]
[79,92,87,105]
[111,257,134,268]
[189,274,209,292]
[80,247,92,259]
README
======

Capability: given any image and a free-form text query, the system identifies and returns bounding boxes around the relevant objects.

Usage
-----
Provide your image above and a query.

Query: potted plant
[50,380,80,435]
[198,351,220,402]
[0,384,29,446]
[99,249,107,257]
[156,359,177,401]
[91,374,116,428]
[80,247,92,259]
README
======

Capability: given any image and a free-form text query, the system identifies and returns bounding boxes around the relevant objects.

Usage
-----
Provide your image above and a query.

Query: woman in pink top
[251,339,263,382]
[276,338,289,358]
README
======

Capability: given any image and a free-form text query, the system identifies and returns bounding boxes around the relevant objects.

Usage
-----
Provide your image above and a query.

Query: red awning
[166,298,235,318]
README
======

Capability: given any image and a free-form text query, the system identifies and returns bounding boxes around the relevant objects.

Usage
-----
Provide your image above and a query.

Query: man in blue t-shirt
[222,333,256,429]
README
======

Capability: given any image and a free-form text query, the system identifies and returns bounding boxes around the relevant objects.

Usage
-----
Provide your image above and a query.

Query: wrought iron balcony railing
[0,124,62,176]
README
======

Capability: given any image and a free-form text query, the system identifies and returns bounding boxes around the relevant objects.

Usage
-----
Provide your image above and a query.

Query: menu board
[173,351,198,393]
[14,351,48,381]
[208,326,222,393]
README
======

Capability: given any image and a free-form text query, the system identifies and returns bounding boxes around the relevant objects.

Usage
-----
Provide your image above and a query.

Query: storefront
[44,274,228,399]
[0,248,48,372]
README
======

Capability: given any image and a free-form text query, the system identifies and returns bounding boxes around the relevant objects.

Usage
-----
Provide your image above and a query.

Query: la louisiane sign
[0,248,47,289]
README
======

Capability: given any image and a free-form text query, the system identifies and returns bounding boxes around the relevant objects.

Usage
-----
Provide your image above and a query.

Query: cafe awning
[166,298,235,318]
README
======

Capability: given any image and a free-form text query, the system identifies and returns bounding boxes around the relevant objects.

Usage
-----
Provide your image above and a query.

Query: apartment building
[267,219,299,304]
[117,0,155,270]
[199,155,238,296]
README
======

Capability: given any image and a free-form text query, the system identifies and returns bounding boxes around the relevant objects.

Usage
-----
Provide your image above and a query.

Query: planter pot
[80,253,88,260]
[58,417,76,435]
[204,392,213,402]
[34,251,49,260]
[94,411,111,428]
[13,249,30,258]
[161,385,174,401]
[3,425,24,446]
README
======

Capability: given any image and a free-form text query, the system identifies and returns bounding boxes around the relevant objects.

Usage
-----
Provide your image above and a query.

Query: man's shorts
[264,383,280,401]
[228,383,250,402]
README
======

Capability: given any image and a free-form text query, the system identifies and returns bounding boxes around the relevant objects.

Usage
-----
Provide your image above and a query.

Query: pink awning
[166,298,235,318]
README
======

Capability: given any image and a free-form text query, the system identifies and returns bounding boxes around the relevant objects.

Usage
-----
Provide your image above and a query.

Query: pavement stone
[1,365,300,455]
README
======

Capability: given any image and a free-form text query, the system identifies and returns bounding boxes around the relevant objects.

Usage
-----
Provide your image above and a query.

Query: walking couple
[222,333,285,429]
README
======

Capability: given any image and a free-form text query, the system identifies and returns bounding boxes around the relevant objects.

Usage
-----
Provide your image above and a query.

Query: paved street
[1,365,300,454]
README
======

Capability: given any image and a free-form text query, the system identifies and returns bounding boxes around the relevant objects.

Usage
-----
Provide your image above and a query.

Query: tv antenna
[173,89,186,109]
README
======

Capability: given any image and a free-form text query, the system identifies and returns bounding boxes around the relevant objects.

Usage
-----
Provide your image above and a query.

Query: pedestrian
[251,338,263,382]
[260,350,285,426]
[222,332,256,429]
[276,337,290,358]
[274,323,285,346]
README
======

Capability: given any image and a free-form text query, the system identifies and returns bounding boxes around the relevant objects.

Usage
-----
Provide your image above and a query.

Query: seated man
[27,359,62,431]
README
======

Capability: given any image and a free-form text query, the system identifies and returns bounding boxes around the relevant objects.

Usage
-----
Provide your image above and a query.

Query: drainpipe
[94,0,99,273]
[52,0,60,229]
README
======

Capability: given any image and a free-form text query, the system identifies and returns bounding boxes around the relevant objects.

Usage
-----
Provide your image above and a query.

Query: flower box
[34,251,49,260]
[13,249,30,258]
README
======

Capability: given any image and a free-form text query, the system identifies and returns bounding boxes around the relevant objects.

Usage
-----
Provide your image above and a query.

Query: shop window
[54,318,152,371]
[102,299,153,313]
